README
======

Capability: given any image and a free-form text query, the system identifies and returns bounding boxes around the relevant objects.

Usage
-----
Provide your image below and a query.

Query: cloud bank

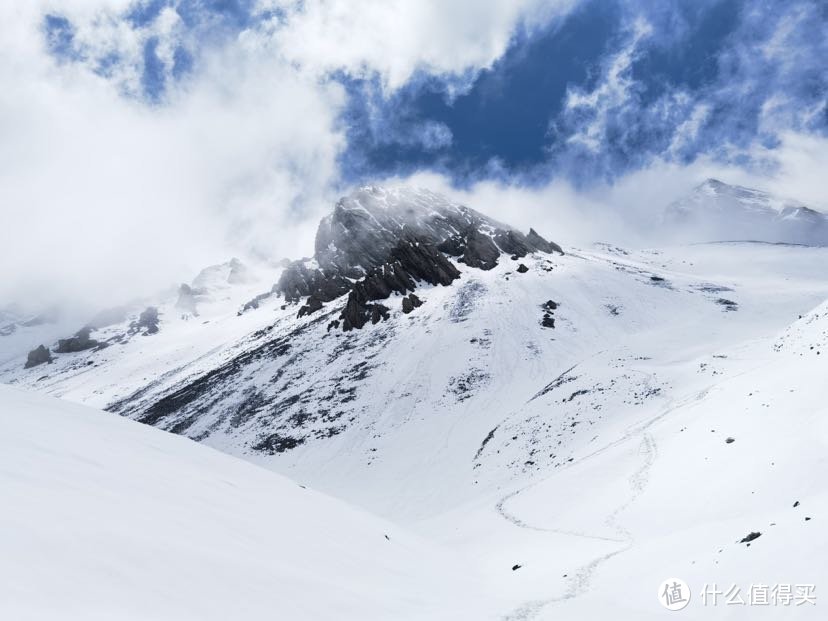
[0,0,826,316]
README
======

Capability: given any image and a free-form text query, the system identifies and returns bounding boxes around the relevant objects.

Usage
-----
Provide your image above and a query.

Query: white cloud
[0,2,345,312]
[270,0,578,90]
[563,17,652,152]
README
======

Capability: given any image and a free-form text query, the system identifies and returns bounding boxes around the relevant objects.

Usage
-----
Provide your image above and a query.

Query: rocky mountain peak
[277,186,563,329]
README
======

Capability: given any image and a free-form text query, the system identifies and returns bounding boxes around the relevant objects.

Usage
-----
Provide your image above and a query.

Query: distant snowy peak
[665,178,828,245]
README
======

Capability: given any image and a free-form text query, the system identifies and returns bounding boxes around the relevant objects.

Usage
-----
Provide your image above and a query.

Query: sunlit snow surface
[2,238,827,619]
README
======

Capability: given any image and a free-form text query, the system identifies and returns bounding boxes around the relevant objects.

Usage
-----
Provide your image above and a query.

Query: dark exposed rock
[526,228,564,255]
[277,262,351,304]
[493,229,534,257]
[543,300,559,310]
[252,433,306,454]
[370,304,390,324]
[436,234,467,256]
[239,291,272,314]
[511,564,522,571]
[739,531,761,544]
[391,241,460,286]
[339,240,458,330]
[279,188,561,331]
[133,307,159,335]
[725,437,735,444]
[298,295,324,317]
[24,345,52,368]
[516,263,529,273]
[462,230,500,270]
[327,319,340,332]
[542,314,555,328]
[56,327,99,353]
[716,298,738,311]
[402,293,423,313]
[313,186,496,275]
[341,286,391,331]
[359,261,417,300]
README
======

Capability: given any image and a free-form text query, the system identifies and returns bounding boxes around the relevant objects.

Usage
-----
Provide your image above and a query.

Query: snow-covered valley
[2,184,827,619]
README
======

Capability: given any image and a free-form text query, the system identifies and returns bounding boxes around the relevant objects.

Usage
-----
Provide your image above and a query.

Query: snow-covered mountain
[2,185,827,619]
[664,178,828,245]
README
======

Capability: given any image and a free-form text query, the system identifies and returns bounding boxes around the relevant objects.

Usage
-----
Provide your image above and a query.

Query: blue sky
[41,0,828,189]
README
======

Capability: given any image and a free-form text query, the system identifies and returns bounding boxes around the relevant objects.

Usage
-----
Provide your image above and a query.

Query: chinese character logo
[659,578,691,611]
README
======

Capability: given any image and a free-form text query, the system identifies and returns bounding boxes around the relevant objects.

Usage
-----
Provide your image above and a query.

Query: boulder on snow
[56,327,99,353]
[24,345,52,369]
[401,293,423,314]
[516,263,529,273]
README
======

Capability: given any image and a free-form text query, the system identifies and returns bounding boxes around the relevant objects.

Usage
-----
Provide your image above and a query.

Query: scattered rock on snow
[516,263,529,273]
[739,531,762,544]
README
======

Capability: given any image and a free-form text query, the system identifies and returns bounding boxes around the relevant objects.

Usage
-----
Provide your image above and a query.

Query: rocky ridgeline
[276,186,563,330]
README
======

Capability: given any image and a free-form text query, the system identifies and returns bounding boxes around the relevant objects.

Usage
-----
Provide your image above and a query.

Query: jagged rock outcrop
[133,307,159,335]
[277,262,351,304]
[24,345,52,368]
[493,229,535,257]
[517,264,529,273]
[461,230,500,270]
[341,286,391,331]
[56,327,99,353]
[527,228,564,255]
[298,295,324,317]
[274,186,563,329]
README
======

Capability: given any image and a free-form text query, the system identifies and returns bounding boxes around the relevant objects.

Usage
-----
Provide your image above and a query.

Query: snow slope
[2,186,828,619]
[0,385,493,621]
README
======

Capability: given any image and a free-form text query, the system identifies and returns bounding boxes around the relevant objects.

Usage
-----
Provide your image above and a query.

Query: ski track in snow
[497,380,720,620]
